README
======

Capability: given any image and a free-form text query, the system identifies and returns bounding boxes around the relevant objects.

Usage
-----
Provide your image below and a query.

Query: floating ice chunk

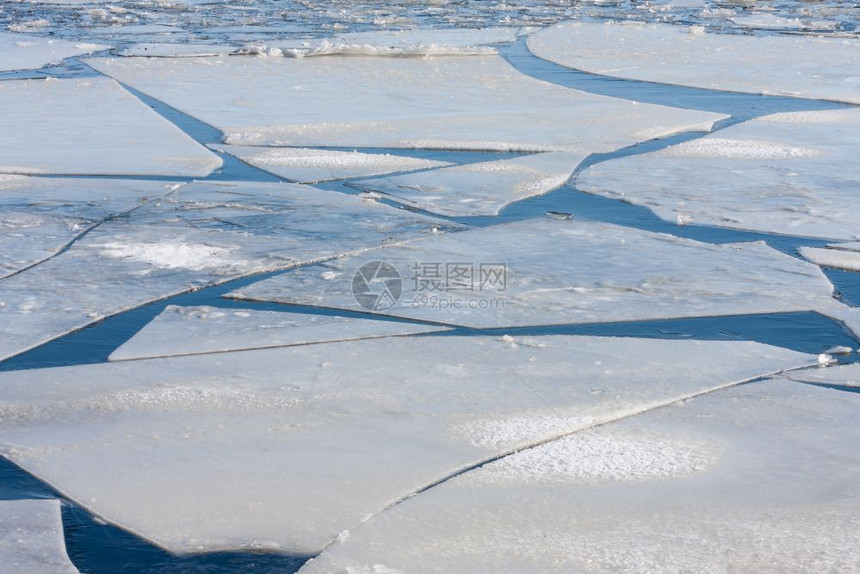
[730,14,838,32]
[0,32,107,71]
[109,305,448,361]
[116,43,232,57]
[0,78,221,176]
[787,362,860,388]
[228,218,839,329]
[823,307,860,341]
[0,176,174,278]
[800,246,860,272]
[351,151,586,216]
[0,499,79,574]
[578,109,860,240]
[299,380,860,574]
[0,180,453,362]
[528,21,860,104]
[0,337,813,554]
[88,54,725,151]
[209,145,450,184]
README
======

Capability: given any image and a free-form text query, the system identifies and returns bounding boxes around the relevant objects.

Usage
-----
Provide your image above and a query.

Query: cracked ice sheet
[800,246,860,272]
[577,109,860,241]
[209,145,451,184]
[87,54,726,151]
[109,305,448,361]
[0,77,221,177]
[0,336,814,555]
[0,176,174,278]
[528,21,860,104]
[0,499,78,574]
[0,180,453,362]
[228,218,840,329]
[351,151,586,216]
[299,379,860,574]
[0,32,107,72]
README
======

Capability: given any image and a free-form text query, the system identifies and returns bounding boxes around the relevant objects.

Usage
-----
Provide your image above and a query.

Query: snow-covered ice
[0,499,79,574]
[209,145,450,184]
[0,78,221,176]
[0,180,453,362]
[88,53,725,151]
[299,378,860,574]
[577,109,860,240]
[351,151,586,216]
[528,21,860,104]
[786,361,860,388]
[729,14,838,32]
[228,218,840,328]
[0,31,106,72]
[109,305,448,361]
[0,176,172,278]
[116,43,231,58]
[800,246,860,272]
[0,336,813,554]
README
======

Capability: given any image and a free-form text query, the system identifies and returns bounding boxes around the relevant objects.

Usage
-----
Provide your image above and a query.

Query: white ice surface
[0,78,221,176]
[0,180,453,362]
[300,378,860,574]
[528,21,860,104]
[0,336,813,554]
[729,14,838,32]
[0,32,107,72]
[800,246,860,272]
[577,109,860,240]
[786,362,860,388]
[0,499,78,574]
[109,305,448,361]
[116,43,232,57]
[209,145,450,184]
[228,218,839,328]
[351,151,585,216]
[0,176,175,278]
[88,53,725,151]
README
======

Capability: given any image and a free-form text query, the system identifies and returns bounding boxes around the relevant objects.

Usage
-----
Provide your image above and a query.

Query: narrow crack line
[316,359,821,553]
[105,329,448,363]
[253,339,378,464]
[0,182,189,282]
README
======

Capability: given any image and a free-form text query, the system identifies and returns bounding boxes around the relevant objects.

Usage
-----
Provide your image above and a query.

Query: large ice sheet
[88,54,725,151]
[800,246,860,272]
[0,180,453,362]
[209,145,450,184]
[0,78,221,176]
[109,305,448,361]
[0,32,106,72]
[228,218,839,328]
[300,378,860,574]
[528,21,860,104]
[0,176,175,278]
[577,109,860,240]
[0,499,78,574]
[351,151,586,216]
[0,336,813,554]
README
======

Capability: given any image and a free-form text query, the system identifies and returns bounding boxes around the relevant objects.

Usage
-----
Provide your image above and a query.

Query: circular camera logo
[352,261,402,311]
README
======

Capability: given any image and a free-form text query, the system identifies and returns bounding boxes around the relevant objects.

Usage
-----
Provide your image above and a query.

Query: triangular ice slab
[0,499,79,574]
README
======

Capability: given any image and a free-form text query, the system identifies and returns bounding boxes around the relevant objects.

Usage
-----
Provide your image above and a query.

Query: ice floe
[109,305,447,360]
[528,21,860,104]
[228,218,840,328]
[786,361,860,388]
[0,176,174,278]
[0,180,453,362]
[577,109,860,240]
[350,151,585,216]
[88,53,726,151]
[0,499,78,574]
[299,378,860,573]
[0,336,813,554]
[209,145,450,184]
[0,31,106,72]
[116,43,232,58]
[800,245,860,272]
[0,77,221,176]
